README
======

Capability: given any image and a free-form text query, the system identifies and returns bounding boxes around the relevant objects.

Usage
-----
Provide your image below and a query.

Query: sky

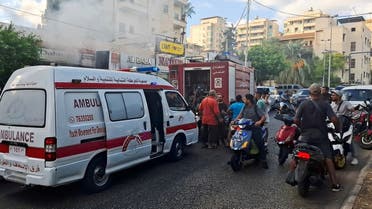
[0,0,372,36]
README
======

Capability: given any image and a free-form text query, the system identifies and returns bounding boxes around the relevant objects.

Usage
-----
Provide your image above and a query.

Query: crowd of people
[196,83,360,192]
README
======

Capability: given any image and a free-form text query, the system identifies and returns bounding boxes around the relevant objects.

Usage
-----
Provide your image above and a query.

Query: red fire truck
[168,60,254,106]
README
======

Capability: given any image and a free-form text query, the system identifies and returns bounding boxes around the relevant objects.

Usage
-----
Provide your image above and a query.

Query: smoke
[42,0,113,50]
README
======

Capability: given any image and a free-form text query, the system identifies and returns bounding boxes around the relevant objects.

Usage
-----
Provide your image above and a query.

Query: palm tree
[182,2,195,20]
[278,41,313,86]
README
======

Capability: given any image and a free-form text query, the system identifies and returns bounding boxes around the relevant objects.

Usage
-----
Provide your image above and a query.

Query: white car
[341,85,372,106]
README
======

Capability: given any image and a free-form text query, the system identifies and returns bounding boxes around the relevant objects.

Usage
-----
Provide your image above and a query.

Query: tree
[311,53,346,86]
[278,41,313,86]
[182,1,195,20]
[0,24,41,86]
[244,38,288,84]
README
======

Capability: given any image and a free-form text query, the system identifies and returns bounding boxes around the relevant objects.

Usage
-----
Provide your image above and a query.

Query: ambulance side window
[165,91,187,111]
[105,92,144,121]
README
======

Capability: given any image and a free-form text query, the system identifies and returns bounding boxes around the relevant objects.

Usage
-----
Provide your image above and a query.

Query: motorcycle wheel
[298,178,310,198]
[359,135,372,150]
[333,153,346,169]
[230,152,242,172]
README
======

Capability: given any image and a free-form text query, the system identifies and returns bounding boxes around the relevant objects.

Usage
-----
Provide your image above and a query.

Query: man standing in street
[226,95,245,146]
[321,86,331,103]
[199,90,222,149]
[330,90,359,165]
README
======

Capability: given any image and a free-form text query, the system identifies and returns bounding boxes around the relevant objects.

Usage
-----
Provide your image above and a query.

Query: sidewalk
[341,154,372,209]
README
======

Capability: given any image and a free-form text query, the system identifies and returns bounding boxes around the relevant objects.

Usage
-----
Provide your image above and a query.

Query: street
[0,113,370,209]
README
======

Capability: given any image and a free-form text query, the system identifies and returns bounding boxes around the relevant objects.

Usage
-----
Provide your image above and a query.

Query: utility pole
[328,19,332,87]
[328,15,338,87]
[244,0,251,67]
[244,0,254,93]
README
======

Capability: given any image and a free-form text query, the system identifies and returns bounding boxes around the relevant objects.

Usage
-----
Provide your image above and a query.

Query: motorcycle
[327,116,353,169]
[352,100,372,149]
[292,142,327,197]
[274,114,299,165]
[229,118,266,172]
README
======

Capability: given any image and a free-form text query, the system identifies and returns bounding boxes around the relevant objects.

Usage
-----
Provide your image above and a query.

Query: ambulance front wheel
[82,156,111,193]
[169,136,185,161]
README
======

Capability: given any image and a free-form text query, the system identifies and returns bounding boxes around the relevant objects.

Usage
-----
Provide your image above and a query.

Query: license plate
[9,145,26,156]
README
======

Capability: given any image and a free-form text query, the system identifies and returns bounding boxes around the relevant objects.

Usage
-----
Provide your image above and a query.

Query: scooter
[229,118,265,172]
[274,114,299,165]
[327,116,353,169]
[352,100,372,149]
[292,142,327,197]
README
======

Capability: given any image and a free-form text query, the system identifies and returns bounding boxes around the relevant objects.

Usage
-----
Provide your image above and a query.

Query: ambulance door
[103,90,151,169]
[164,91,196,142]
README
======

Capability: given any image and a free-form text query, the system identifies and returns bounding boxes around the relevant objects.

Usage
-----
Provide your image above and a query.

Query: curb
[340,153,372,209]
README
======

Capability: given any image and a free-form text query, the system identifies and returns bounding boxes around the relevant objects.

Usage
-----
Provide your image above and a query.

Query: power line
[252,0,372,19]
[233,4,247,28]
[0,4,106,34]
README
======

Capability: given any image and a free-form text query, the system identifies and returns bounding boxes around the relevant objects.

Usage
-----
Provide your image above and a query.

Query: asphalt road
[0,113,370,209]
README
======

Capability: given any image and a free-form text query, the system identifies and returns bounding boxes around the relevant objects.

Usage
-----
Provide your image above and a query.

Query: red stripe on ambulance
[55,82,175,90]
[166,122,197,134]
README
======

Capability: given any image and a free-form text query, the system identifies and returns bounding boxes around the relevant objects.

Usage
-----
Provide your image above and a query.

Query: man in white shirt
[330,90,359,165]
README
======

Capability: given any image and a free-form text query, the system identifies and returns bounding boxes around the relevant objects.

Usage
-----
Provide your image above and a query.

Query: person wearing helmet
[330,90,359,165]
[236,94,268,169]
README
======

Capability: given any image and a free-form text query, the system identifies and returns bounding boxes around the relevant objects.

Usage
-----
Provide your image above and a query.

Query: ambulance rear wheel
[82,156,111,193]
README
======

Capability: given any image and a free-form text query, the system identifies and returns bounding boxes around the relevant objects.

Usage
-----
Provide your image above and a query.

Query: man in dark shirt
[320,86,331,103]
[292,83,341,191]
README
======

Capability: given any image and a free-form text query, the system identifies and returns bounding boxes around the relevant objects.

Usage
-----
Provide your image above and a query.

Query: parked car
[291,88,310,107]
[276,84,303,95]
[341,85,372,106]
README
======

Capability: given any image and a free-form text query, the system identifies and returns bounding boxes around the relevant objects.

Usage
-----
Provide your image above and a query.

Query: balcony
[118,2,147,15]
[173,14,187,28]
[174,0,187,6]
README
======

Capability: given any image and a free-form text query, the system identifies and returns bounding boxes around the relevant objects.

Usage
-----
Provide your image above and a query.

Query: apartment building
[187,16,226,53]
[42,0,188,72]
[235,17,279,52]
[314,16,371,84]
[282,9,327,47]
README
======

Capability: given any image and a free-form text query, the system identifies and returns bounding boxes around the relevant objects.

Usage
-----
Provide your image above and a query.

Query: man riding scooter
[236,94,268,169]
[286,83,342,192]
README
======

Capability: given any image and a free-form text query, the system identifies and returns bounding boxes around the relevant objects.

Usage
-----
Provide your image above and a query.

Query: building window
[350,73,355,81]
[163,5,168,14]
[351,27,356,32]
[343,33,346,42]
[119,23,126,33]
[350,58,356,68]
[129,25,134,34]
[350,42,356,52]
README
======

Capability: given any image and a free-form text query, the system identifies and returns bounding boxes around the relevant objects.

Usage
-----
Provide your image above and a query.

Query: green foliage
[0,24,41,86]
[183,2,195,19]
[277,41,314,86]
[245,38,289,83]
[311,53,346,86]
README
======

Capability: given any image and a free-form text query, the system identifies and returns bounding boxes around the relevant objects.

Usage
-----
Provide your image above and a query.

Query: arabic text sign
[159,41,184,56]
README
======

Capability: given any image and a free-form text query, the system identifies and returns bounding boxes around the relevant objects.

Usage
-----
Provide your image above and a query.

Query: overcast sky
[0,0,371,35]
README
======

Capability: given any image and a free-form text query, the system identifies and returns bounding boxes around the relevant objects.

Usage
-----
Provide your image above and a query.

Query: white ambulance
[0,66,198,192]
